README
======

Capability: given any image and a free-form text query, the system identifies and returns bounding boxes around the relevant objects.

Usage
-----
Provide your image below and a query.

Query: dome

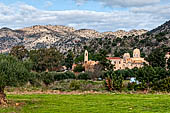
[123,53,130,62]
[123,53,130,59]
[133,49,140,53]
[133,49,140,58]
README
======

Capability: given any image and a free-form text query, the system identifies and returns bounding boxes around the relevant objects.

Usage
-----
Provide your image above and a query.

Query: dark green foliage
[10,45,28,60]
[114,48,133,57]
[28,71,76,86]
[23,59,34,71]
[152,77,170,92]
[146,48,166,68]
[115,69,136,79]
[78,73,90,80]
[112,41,117,47]
[167,58,170,70]
[74,54,84,64]
[0,54,30,91]
[104,70,123,91]
[40,72,55,86]
[54,71,75,81]
[73,64,85,72]
[135,66,168,89]
[41,71,76,85]
[29,48,63,72]
[98,49,113,71]
[127,82,137,91]
[28,72,42,87]
[115,37,122,43]
[64,71,76,80]
[65,50,74,70]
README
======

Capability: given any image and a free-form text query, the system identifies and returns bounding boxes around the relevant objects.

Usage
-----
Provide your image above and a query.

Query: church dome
[123,53,130,59]
[133,49,140,58]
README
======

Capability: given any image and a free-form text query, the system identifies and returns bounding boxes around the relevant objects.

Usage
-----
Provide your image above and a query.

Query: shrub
[104,70,124,91]
[135,66,168,89]
[127,82,137,91]
[40,72,55,86]
[29,72,41,87]
[33,71,76,86]
[64,71,76,79]
[127,83,147,91]
[53,80,104,91]
[152,77,170,92]
[54,71,75,81]
[78,73,90,80]
[73,64,85,72]
[69,80,80,90]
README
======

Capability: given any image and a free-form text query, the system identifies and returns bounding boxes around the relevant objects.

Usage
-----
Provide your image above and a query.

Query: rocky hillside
[149,20,170,35]
[0,25,147,54]
[87,20,170,57]
[103,29,147,38]
[1,20,170,57]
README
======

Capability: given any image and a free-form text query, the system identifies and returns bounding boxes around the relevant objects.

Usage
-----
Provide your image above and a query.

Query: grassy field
[0,94,170,113]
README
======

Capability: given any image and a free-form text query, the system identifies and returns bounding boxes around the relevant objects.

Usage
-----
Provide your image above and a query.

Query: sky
[0,0,170,32]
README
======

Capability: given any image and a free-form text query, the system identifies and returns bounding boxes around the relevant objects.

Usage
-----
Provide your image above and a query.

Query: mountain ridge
[0,25,148,53]
[0,20,170,56]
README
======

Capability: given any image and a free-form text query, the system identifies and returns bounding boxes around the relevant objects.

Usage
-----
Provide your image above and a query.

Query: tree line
[0,45,170,105]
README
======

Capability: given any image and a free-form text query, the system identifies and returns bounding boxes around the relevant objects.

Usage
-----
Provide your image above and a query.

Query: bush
[104,70,124,91]
[29,72,41,87]
[77,73,90,80]
[64,71,76,79]
[31,71,76,86]
[69,80,81,90]
[127,83,147,91]
[53,80,105,91]
[54,71,75,81]
[135,66,168,89]
[40,72,55,86]
[73,64,85,72]
[127,82,137,91]
[152,77,170,92]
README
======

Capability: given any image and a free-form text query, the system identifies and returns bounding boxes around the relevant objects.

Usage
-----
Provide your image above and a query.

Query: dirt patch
[7,90,104,95]
[0,100,25,108]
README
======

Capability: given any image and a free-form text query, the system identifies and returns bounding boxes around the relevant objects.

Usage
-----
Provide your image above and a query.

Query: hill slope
[0,25,147,54]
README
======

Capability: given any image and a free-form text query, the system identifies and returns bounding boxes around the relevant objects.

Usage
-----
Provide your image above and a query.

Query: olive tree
[29,48,63,72]
[0,54,30,105]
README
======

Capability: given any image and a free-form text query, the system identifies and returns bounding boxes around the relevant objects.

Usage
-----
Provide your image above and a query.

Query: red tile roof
[107,57,121,60]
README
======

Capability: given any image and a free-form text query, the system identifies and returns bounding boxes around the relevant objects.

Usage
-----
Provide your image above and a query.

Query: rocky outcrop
[103,29,148,38]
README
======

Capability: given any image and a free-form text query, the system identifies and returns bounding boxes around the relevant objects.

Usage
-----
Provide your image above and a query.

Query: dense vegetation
[0,55,30,104]
[0,43,170,105]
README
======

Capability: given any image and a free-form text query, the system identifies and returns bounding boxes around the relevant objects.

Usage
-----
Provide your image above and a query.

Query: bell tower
[84,50,88,63]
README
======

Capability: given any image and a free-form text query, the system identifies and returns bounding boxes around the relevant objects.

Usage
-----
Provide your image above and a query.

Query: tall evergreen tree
[65,50,74,70]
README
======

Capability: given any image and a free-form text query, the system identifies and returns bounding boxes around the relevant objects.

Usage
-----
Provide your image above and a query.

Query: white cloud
[0,2,169,32]
[74,0,160,7]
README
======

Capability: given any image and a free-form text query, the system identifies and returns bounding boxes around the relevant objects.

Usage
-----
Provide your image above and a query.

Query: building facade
[73,49,148,72]
[107,49,149,70]
[83,50,99,72]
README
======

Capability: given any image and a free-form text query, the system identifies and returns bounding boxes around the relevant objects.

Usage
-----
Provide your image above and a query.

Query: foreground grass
[0,94,170,113]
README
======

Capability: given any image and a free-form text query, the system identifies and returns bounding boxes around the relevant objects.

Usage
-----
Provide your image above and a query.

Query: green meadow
[1,94,170,113]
